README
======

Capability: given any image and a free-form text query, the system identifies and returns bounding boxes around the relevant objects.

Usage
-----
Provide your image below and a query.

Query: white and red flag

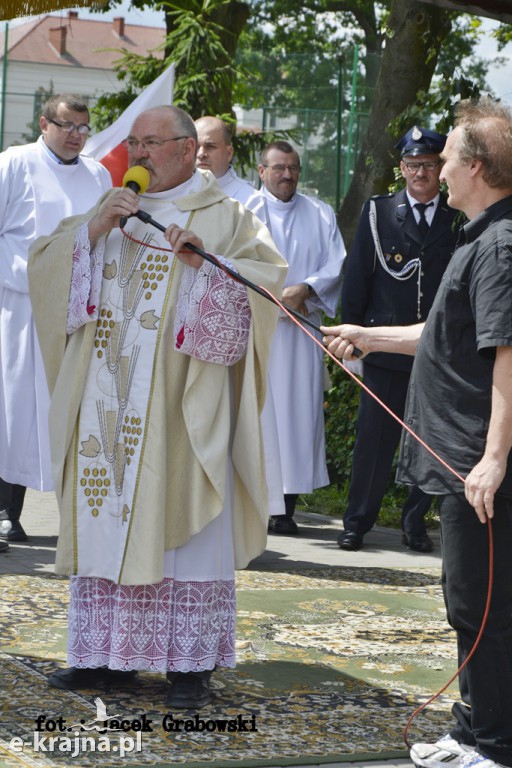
[84,64,175,185]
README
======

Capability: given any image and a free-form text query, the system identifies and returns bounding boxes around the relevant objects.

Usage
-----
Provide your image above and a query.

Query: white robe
[0,136,111,489]
[217,166,255,206]
[220,179,286,517]
[247,188,346,493]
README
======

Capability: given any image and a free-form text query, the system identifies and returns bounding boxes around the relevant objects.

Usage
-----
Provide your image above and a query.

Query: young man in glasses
[337,126,460,554]
[0,94,111,548]
[248,141,346,535]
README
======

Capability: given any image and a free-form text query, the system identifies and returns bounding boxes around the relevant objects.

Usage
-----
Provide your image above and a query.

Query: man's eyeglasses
[403,160,442,172]
[122,136,189,152]
[262,163,301,174]
[47,118,91,135]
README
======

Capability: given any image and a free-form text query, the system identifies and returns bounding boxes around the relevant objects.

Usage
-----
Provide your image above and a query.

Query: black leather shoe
[166,671,213,709]
[0,540,9,553]
[1,521,28,542]
[48,666,138,690]
[337,531,363,551]
[402,532,434,553]
[268,516,299,535]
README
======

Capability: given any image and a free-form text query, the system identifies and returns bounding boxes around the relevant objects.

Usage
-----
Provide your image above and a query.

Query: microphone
[120,165,151,227]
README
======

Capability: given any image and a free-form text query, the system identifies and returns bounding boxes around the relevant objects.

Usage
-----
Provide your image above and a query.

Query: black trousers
[343,363,431,536]
[439,493,512,766]
[0,477,26,521]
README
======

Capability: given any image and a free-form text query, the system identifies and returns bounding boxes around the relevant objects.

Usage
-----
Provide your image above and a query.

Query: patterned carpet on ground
[0,567,458,768]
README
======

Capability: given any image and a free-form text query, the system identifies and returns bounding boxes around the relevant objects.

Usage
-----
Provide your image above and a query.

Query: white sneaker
[459,751,507,768]
[411,735,472,768]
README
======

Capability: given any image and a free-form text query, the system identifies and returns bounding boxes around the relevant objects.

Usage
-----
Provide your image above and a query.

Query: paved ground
[0,489,442,767]
[0,488,442,576]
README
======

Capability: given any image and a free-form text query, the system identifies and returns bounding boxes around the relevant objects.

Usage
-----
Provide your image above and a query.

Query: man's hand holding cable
[321,322,424,358]
[164,224,205,269]
[465,456,506,523]
[464,345,512,523]
[321,324,371,360]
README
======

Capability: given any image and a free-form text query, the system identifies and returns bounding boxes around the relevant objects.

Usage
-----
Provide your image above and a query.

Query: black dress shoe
[268,516,299,535]
[48,666,138,690]
[0,540,9,553]
[337,531,363,551]
[166,671,213,709]
[402,532,434,553]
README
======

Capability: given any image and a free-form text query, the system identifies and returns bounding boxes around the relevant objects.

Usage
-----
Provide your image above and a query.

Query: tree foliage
[88,0,512,507]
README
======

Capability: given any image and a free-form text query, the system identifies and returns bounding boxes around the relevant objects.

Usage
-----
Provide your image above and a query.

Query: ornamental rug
[0,567,457,768]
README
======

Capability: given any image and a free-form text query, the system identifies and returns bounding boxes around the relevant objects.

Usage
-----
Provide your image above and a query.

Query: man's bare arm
[321,323,425,360]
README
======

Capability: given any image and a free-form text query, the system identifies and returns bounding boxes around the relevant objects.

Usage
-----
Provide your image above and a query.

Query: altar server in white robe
[0,94,112,547]
[247,141,346,535]
[29,105,286,710]
[195,116,285,519]
[195,115,255,205]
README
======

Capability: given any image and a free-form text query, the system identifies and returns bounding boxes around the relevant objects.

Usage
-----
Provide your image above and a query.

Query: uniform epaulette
[371,192,394,200]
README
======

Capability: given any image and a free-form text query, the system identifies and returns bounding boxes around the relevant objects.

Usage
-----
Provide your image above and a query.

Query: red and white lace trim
[174,257,251,365]
[67,576,237,672]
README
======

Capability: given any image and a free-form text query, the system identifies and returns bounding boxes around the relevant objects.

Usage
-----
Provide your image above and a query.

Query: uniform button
[421,271,425,276]
[420,251,425,256]
[420,292,424,297]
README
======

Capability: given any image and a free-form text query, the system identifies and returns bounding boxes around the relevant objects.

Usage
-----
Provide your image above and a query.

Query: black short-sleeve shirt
[397,195,512,496]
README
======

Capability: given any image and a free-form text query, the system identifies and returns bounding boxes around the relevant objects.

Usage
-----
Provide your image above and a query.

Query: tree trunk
[338,0,452,249]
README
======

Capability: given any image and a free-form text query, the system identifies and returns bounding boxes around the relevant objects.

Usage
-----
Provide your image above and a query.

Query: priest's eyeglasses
[403,160,442,172]
[47,118,91,135]
[122,136,189,152]
[262,163,301,174]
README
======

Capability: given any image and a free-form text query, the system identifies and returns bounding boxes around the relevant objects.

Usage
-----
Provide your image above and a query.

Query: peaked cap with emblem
[395,126,447,157]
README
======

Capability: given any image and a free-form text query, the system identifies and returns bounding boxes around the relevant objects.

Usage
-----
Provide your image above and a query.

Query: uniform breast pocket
[379,239,413,272]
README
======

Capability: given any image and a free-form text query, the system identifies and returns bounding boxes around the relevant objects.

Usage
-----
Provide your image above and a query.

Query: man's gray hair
[454,97,512,189]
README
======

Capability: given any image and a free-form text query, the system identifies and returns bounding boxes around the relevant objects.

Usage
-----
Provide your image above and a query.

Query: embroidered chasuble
[28,171,287,586]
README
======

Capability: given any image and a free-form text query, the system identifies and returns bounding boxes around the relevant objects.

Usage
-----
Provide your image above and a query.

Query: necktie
[414,202,433,239]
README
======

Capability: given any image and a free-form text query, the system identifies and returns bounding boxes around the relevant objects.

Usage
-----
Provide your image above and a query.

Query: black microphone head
[122,165,151,194]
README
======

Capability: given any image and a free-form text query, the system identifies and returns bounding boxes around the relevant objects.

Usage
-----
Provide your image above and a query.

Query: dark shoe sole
[1,531,28,542]
[267,518,299,536]
[48,667,138,690]
[337,534,363,551]
[402,534,434,553]
[166,672,213,709]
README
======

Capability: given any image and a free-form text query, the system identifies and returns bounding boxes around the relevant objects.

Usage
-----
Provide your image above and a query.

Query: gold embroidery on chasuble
[73,224,178,581]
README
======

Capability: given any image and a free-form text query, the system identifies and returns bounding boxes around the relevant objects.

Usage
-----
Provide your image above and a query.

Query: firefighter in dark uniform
[338,126,461,552]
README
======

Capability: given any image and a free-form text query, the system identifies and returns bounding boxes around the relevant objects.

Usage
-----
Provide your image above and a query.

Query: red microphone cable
[120,221,494,749]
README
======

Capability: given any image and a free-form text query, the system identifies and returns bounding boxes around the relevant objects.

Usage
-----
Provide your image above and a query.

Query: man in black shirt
[322,97,512,768]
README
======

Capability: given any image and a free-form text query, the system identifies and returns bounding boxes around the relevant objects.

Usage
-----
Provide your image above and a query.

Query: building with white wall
[0,9,165,149]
